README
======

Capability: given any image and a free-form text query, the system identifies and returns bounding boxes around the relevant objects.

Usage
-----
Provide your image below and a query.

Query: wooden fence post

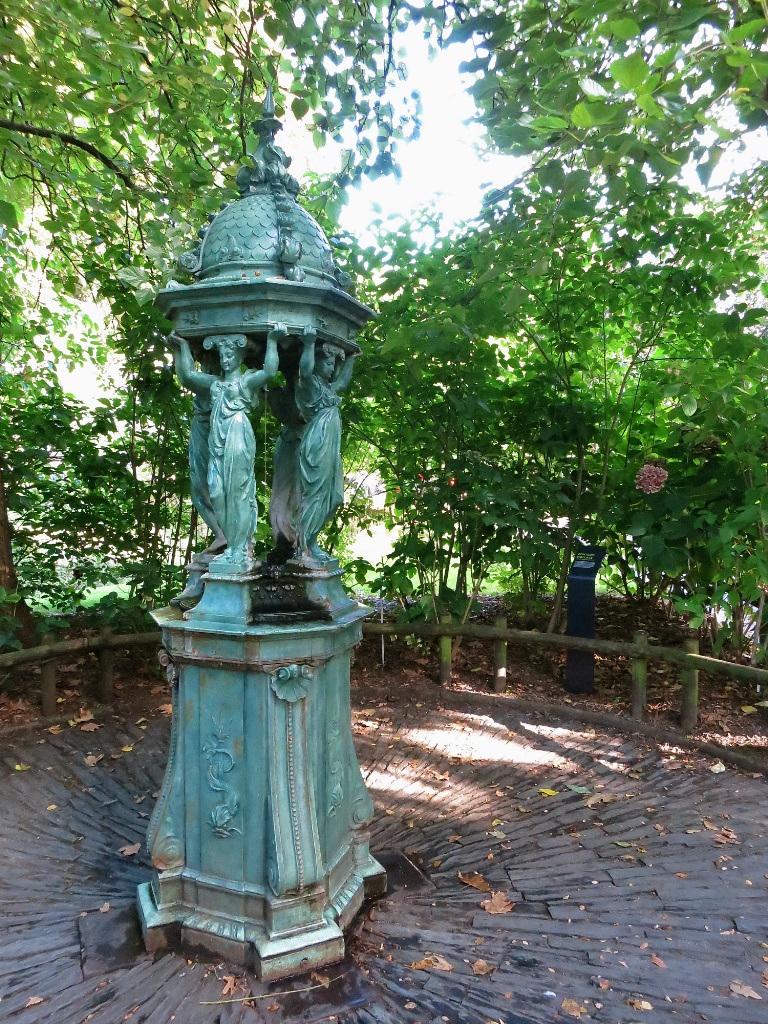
[631,630,648,721]
[439,614,452,687]
[98,626,114,704]
[493,614,508,693]
[680,637,699,733]
[39,632,57,717]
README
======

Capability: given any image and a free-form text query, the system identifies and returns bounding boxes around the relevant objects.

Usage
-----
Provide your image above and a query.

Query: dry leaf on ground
[731,980,762,999]
[46,725,62,735]
[157,704,173,715]
[80,722,101,732]
[480,891,515,915]
[627,998,653,1010]
[650,953,666,968]
[118,842,141,857]
[561,997,586,1018]
[410,953,453,972]
[99,902,110,913]
[471,959,495,975]
[458,870,491,892]
[221,976,238,996]
[539,788,559,797]
[25,997,44,1007]
[310,971,330,988]
[73,709,94,724]
[84,755,103,767]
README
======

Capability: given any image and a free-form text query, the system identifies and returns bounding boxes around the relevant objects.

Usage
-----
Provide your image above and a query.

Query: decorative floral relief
[270,663,313,703]
[327,714,343,817]
[203,717,241,838]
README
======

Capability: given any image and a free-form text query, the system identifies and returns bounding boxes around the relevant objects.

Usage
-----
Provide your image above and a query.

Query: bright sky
[335,26,526,241]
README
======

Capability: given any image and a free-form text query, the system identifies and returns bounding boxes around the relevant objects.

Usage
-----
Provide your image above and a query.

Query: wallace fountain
[136,88,387,980]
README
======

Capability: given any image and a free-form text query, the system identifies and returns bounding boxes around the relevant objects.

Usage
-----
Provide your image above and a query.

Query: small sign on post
[565,546,606,695]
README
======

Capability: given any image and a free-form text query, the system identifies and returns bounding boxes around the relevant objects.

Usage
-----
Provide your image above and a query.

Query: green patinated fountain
[136,88,387,979]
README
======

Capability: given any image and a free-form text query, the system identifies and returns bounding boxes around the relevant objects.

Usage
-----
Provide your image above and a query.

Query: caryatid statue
[169,325,287,568]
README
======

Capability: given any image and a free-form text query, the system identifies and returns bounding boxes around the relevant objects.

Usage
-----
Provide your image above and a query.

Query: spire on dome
[235,86,300,198]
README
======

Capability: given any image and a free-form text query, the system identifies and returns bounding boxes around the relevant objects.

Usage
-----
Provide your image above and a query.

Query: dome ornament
[235,84,300,198]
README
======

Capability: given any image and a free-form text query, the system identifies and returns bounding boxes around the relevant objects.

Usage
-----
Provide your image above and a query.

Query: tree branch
[0,119,135,189]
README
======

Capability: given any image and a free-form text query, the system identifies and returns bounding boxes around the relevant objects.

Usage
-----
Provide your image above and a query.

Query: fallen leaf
[539,788,559,797]
[73,709,94,724]
[122,745,133,752]
[99,902,110,913]
[46,804,57,811]
[585,793,617,808]
[488,829,506,839]
[118,842,141,857]
[404,1001,417,1009]
[627,997,653,1010]
[267,1004,279,1011]
[675,872,688,878]
[741,706,757,714]
[615,841,632,848]
[597,979,610,990]
[561,997,586,1017]
[14,763,30,771]
[221,976,238,996]
[25,997,44,1007]
[448,834,462,842]
[480,890,515,914]
[310,971,330,989]
[731,980,762,999]
[650,953,666,968]
[46,724,62,735]
[458,870,491,892]
[157,704,173,715]
[566,784,591,794]
[762,969,768,989]
[410,953,453,972]
[491,818,504,826]
[710,761,726,774]
[84,754,103,767]
[471,959,495,975]
[80,722,101,732]
[515,804,531,813]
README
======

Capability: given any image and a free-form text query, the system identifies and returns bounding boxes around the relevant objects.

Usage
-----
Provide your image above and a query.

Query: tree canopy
[2,0,768,657]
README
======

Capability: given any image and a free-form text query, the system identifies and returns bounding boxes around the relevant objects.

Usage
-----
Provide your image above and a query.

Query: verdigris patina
[168,326,285,570]
[137,89,386,979]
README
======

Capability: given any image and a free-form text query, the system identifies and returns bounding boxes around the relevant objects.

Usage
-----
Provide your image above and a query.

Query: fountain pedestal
[137,563,386,978]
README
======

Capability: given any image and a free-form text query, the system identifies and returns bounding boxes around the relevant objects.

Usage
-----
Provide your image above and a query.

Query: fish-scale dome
[177,88,348,291]
[196,185,336,284]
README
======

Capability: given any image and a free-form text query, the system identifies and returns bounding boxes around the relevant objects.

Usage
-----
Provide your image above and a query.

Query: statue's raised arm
[167,331,218,396]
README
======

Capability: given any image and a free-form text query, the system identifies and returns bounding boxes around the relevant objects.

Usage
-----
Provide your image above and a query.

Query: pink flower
[635,464,668,494]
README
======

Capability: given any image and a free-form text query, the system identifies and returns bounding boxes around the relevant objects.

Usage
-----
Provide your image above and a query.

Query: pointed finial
[236,87,300,198]
[263,84,276,118]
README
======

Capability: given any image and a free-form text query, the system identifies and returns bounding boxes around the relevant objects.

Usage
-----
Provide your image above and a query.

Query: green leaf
[600,18,641,41]
[572,101,617,128]
[0,200,19,230]
[610,52,649,90]
[680,394,697,417]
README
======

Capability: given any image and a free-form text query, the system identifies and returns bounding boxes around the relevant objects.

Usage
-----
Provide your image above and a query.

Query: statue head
[316,341,345,382]
[204,333,247,374]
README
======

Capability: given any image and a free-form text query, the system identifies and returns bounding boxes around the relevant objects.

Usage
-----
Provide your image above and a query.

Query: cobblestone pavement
[1,681,767,1023]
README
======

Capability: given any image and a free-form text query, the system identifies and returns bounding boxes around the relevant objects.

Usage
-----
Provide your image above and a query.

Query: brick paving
[1,680,767,1023]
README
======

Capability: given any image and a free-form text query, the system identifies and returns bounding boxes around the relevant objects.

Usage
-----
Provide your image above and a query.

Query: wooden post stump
[39,632,57,717]
[98,626,114,704]
[680,637,699,733]
[439,614,452,687]
[631,629,648,721]
[493,614,508,693]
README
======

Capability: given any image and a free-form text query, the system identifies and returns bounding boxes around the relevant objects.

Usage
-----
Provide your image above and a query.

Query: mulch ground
[2,669,768,1022]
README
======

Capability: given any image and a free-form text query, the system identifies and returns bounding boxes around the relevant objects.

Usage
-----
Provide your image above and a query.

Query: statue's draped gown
[296,375,343,553]
[207,377,257,556]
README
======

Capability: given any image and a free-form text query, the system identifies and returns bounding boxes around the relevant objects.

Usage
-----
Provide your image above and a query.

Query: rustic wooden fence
[2,620,767,733]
